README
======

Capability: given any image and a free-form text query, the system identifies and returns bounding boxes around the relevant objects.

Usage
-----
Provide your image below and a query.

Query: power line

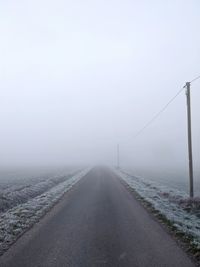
[133,87,185,138]
[133,73,200,139]
[120,75,199,196]
[190,74,200,84]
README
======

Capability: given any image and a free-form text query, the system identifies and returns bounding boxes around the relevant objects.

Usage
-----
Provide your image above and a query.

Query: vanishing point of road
[0,167,195,267]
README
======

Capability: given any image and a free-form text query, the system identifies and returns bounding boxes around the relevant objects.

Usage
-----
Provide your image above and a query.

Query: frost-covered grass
[0,169,80,213]
[114,169,200,250]
[0,168,90,255]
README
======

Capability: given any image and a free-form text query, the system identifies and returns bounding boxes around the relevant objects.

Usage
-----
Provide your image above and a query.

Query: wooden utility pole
[117,144,120,169]
[185,82,194,198]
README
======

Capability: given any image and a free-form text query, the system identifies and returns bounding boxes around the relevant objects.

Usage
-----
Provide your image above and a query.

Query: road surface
[0,167,195,267]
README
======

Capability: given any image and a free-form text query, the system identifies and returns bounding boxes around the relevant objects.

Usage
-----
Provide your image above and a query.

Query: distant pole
[117,144,120,169]
[185,82,194,198]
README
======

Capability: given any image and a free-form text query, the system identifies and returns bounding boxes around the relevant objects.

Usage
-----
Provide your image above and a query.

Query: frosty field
[0,167,90,255]
[1,166,200,258]
[115,169,200,250]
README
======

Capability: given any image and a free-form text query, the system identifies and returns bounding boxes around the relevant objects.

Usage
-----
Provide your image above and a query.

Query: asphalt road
[0,167,195,267]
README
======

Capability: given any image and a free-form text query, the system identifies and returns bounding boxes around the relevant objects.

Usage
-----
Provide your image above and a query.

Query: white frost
[0,168,90,255]
[114,168,200,248]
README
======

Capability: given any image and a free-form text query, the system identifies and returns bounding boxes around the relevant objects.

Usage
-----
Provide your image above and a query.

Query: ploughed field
[0,167,88,255]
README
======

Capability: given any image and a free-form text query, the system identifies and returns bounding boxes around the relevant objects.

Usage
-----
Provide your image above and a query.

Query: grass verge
[122,180,200,266]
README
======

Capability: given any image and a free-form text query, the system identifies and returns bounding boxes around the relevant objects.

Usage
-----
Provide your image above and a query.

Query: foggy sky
[0,0,200,173]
